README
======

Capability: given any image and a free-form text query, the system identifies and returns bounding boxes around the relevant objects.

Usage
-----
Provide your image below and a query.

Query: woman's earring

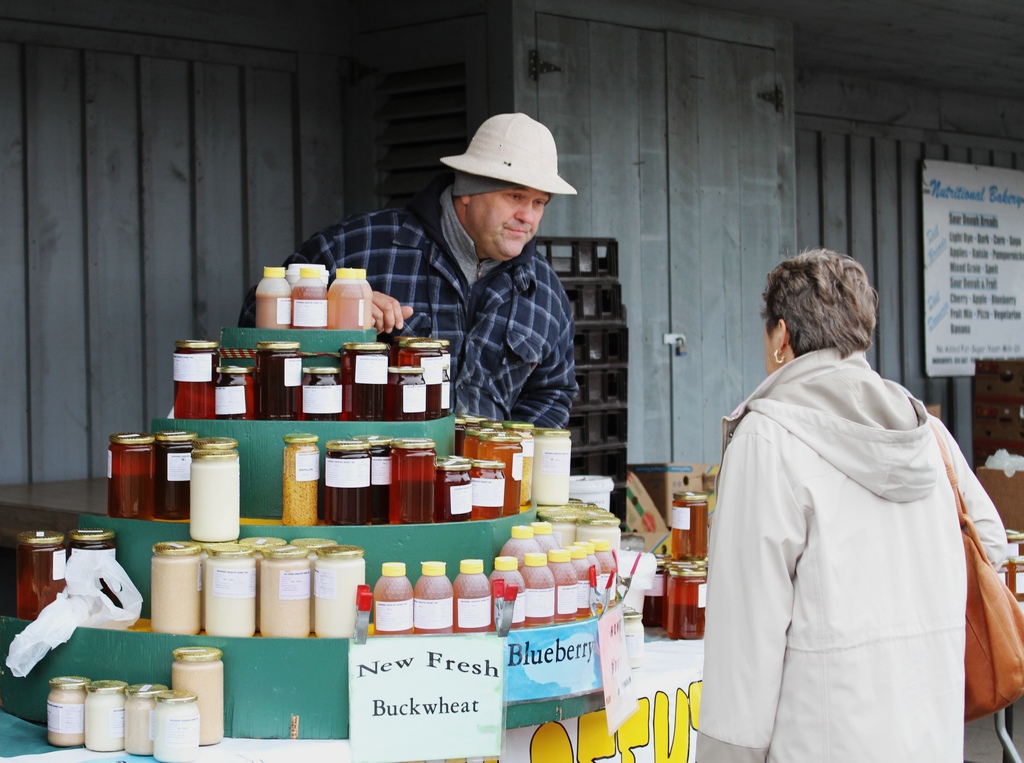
[774,348,785,365]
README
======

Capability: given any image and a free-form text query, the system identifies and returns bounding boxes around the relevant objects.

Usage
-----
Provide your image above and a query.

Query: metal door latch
[663,333,687,356]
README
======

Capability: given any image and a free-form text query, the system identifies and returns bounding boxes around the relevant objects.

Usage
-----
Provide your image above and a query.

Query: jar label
[52,549,66,581]
[167,452,192,482]
[375,598,413,632]
[414,596,454,630]
[649,572,665,597]
[671,506,691,530]
[276,297,291,325]
[292,299,328,327]
[326,456,370,488]
[525,586,554,618]
[698,582,707,609]
[556,584,577,615]
[512,453,524,481]
[512,589,526,624]
[110,706,125,739]
[163,714,200,747]
[521,438,534,457]
[539,449,571,476]
[450,483,473,515]
[441,381,451,410]
[107,449,112,479]
[314,567,336,599]
[371,456,392,485]
[472,477,505,508]
[420,355,444,385]
[173,352,213,382]
[294,450,320,482]
[279,569,311,601]
[576,579,590,609]
[625,631,644,659]
[598,573,612,597]
[70,547,117,561]
[211,566,256,599]
[457,596,491,629]
[47,701,84,734]
[355,354,388,385]
[303,384,342,414]
[402,384,427,414]
[215,384,246,415]
[284,357,303,387]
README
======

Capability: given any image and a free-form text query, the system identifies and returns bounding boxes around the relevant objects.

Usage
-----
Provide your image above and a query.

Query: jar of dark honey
[16,531,66,620]
[255,341,302,420]
[107,432,155,519]
[340,342,388,421]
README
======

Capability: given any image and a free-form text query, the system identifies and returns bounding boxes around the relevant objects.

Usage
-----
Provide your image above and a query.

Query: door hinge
[757,85,784,113]
[529,50,561,81]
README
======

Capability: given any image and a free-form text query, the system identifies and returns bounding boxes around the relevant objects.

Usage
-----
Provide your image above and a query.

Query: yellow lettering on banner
[653,689,689,762]
[689,681,702,730]
[617,697,651,763]
[577,708,616,762]
[530,721,574,762]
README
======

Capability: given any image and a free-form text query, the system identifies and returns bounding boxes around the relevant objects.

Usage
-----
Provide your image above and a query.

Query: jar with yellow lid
[314,544,366,638]
[84,680,128,752]
[47,675,89,747]
[171,647,223,746]
[260,545,311,637]
[124,683,169,756]
[282,433,320,526]
[189,447,239,542]
[532,428,572,505]
[151,541,202,635]
[16,530,66,620]
[203,544,255,637]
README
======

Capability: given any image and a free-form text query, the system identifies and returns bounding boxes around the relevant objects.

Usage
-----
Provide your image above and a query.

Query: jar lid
[156,689,199,705]
[387,366,425,375]
[48,676,89,690]
[548,548,570,564]
[126,683,169,698]
[256,341,300,351]
[673,491,709,502]
[578,514,621,528]
[503,421,535,432]
[283,432,319,445]
[569,546,586,560]
[623,607,642,621]
[18,530,64,545]
[342,342,388,352]
[536,508,578,522]
[460,559,484,575]
[392,438,436,450]
[216,365,254,374]
[154,430,198,443]
[238,537,288,551]
[264,545,311,560]
[454,416,467,425]
[1009,531,1024,542]
[206,543,253,558]
[326,439,371,453]
[291,537,337,551]
[531,522,555,536]
[421,560,446,576]
[87,680,128,694]
[395,336,432,346]
[264,266,286,278]
[109,432,155,445]
[479,432,522,444]
[70,528,115,542]
[191,448,238,461]
[534,428,571,438]
[317,544,365,559]
[592,539,613,552]
[353,434,394,447]
[510,525,535,539]
[299,266,321,279]
[335,267,365,279]
[669,567,708,578]
[304,366,341,375]
[381,561,406,577]
[174,340,219,350]
[194,437,238,450]
[152,541,202,556]
[436,458,471,472]
[172,646,223,663]
[1011,555,1024,565]
[403,340,444,350]
[461,414,488,424]
[471,459,506,470]
[572,540,596,555]
[524,552,549,568]
[493,556,518,572]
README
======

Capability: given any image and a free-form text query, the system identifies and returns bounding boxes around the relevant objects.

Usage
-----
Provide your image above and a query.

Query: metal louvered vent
[373,63,467,208]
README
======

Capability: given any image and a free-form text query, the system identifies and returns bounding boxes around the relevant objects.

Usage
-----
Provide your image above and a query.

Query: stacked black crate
[537,237,629,520]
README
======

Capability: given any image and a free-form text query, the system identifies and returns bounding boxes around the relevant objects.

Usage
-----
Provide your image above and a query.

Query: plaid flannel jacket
[239,174,577,428]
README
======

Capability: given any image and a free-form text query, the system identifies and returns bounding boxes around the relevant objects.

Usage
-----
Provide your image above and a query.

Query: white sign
[922,160,1024,376]
[596,606,639,735]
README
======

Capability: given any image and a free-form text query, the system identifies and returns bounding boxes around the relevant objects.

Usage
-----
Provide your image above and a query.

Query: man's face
[456,186,551,262]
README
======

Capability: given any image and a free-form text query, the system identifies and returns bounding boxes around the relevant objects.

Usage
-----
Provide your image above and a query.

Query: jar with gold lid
[16,530,66,620]
[124,683,169,756]
[203,544,255,637]
[84,680,128,752]
[532,428,572,505]
[623,607,645,668]
[671,491,709,561]
[325,439,372,525]
[255,340,301,420]
[189,448,239,542]
[151,541,202,635]
[665,564,707,639]
[154,430,197,520]
[386,366,427,421]
[301,366,342,421]
[478,432,523,517]
[260,545,312,637]
[314,544,366,638]
[108,432,155,519]
[341,341,389,421]
[170,647,223,746]
[576,511,622,553]
[153,690,200,761]
[215,365,255,420]
[282,433,320,526]
[47,675,89,747]
[173,340,219,419]
[503,421,535,506]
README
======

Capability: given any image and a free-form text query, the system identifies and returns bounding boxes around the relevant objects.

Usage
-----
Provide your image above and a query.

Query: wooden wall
[0,6,348,484]
[794,70,1024,462]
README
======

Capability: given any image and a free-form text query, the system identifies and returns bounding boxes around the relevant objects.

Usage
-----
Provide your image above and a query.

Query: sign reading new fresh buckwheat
[348,634,504,763]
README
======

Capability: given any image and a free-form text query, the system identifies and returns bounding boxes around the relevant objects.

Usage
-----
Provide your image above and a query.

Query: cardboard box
[977,466,1024,532]
[624,472,670,553]
[627,462,718,524]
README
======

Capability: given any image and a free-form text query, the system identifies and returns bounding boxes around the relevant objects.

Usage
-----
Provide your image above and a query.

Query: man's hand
[371,291,414,333]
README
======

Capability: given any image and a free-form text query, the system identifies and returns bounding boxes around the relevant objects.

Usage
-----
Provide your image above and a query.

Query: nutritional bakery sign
[923,160,1024,376]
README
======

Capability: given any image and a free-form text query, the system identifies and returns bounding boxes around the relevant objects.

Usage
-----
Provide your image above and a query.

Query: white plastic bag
[5,551,142,677]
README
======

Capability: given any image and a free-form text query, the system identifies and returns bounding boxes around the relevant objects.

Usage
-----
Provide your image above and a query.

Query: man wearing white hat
[239,112,579,427]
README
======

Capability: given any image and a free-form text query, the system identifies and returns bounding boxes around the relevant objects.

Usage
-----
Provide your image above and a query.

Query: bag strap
[930,422,988,552]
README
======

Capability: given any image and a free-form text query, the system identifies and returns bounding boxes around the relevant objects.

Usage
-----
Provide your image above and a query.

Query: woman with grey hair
[697,249,1006,762]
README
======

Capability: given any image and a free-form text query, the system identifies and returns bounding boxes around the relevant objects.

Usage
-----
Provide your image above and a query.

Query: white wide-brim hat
[440,113,577,196]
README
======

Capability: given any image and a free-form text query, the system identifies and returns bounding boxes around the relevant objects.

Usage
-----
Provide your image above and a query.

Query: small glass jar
[314,544,366,638]
[151,541,202,635]
[354,435,392,525]
[171,647,223,746]
[454,416,468,456]
[389,438,436,524]
[470,459,506,521]
[154,430,197,521]
[238,536,287,633]
[665,565,707,639]
[301,366,342,421]
[69,529,119,606]
[203,543,256,637]
[435,458,473,522]
[623,607,645,669]
[108,432,155,519]
[16,530,66,620]
[214,366,255,420]
[282,433,320,526]
[255,341,302,420]
[47,675,89,747]
[84,680,128,752]
[531,428,572,505]
[324,439,372,525]
[1012,555,1024,603]
[341,342,389,421]
[1008,531,1024,558]
[173,340,219,419]
[478,431,523,517]
[397,340,445,420]
[504,421,535,506]
[260,545,312,637]
[291,537,338,633]
[189,448,240,542]
[386,366,427,421]
[671,491,709,561]
[643,556,669,627]
[153,690,201,762]
[576,511,622,554]
[124,683,169,756]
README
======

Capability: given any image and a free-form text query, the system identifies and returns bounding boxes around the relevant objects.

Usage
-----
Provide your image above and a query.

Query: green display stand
[219,326,377,361]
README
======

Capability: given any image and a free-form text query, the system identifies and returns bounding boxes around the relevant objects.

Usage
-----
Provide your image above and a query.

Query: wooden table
[0,478,106,547]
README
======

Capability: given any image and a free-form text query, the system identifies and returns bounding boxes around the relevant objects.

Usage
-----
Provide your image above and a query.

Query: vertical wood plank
[193,61,245,340]
[140,56,193,421]
[84,50,144,474]
[0,42,29,483]
[848,134,878,370]
[25,45,89,481]
[872,137,901,381]
[820,131,848,253]
[297,53,343,237]
[795,127,821,249]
